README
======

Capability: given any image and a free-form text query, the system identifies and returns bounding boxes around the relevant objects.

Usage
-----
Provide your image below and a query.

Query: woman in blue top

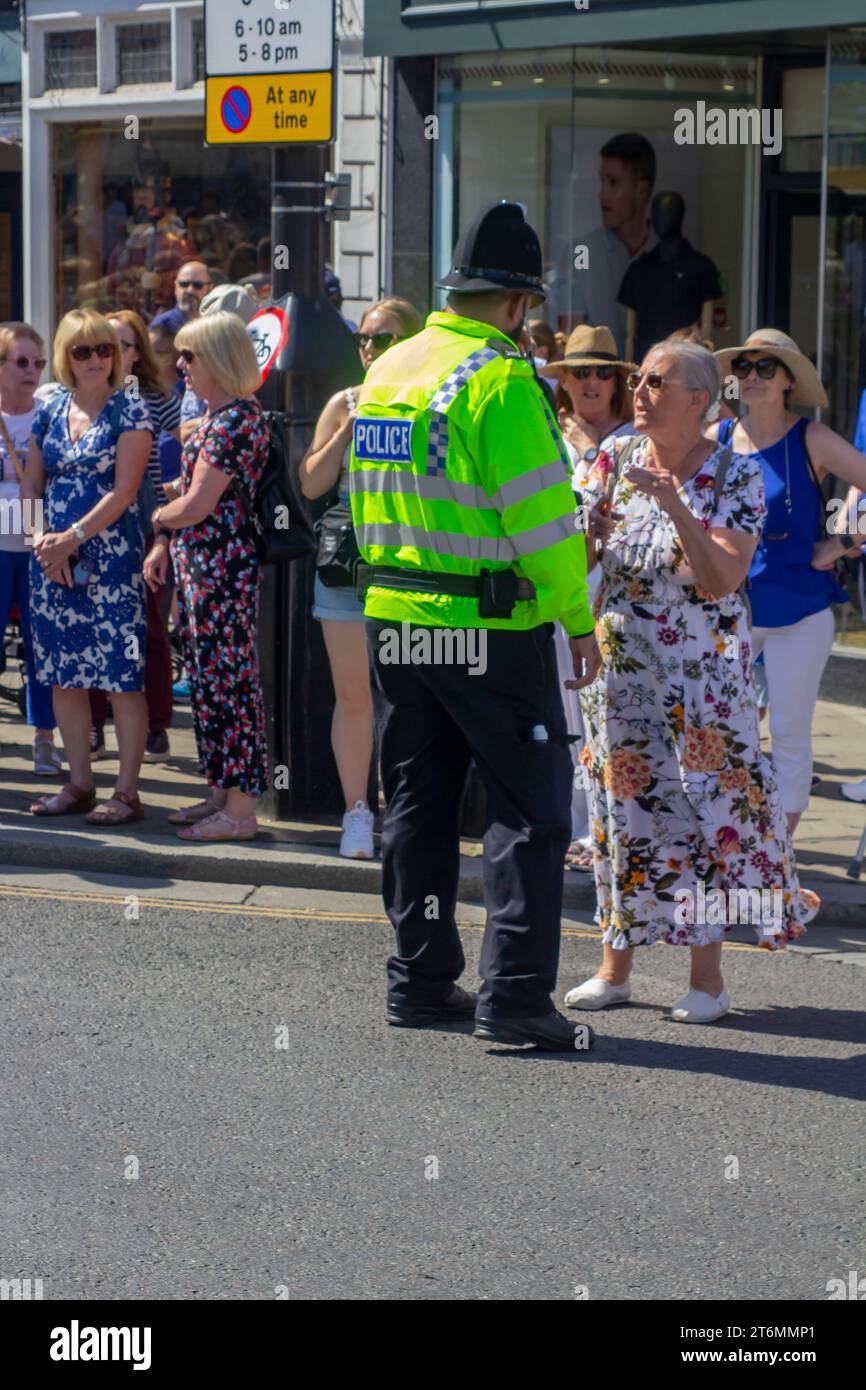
[21,309,153,825]
[710,329,866,833]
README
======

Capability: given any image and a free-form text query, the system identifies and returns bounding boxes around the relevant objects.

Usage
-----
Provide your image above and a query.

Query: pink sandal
[167,799,225,825]
[176,810,258,842]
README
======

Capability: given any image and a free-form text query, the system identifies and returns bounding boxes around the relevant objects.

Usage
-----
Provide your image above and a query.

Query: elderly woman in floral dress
[564,340,817,1024]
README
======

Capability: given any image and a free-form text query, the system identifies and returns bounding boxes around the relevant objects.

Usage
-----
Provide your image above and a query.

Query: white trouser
[751,606,835,815]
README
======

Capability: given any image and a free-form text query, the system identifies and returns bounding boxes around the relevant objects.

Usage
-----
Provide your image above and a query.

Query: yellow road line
[0,881,762,949]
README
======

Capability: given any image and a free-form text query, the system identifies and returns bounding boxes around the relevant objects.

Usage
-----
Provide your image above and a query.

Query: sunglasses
[355,331,400,351]
[568,365,617,381]
[70,342,114,362]
[177,279,210,290]
[177,349,195,365]
[0,355,47,370]
[730,355,782,381]
[626,371,683,393]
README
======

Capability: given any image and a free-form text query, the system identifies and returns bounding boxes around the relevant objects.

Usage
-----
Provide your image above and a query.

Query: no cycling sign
[204,0,335,146]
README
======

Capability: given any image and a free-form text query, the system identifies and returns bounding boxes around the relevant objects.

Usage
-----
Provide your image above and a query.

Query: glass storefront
[436,47,757,349]
[52,121,273,324]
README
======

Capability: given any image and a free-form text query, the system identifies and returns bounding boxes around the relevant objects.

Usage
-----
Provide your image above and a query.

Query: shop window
[53,121,273,326]
[192,19,205,84]
[45,30,97,90]
[117,23,171,87]
[437,47,756,355]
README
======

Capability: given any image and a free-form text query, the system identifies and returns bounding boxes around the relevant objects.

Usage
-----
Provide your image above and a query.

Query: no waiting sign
[205,0,334,78]
[204,0,335,145]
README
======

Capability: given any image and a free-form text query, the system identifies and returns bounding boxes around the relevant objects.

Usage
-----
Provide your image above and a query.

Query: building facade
[366,0,866,458]
[20,0,389,340]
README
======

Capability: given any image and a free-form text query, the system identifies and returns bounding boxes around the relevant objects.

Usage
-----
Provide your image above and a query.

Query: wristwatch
[71,521,86,543]
[582,447,599,464]
[839,533,858,551]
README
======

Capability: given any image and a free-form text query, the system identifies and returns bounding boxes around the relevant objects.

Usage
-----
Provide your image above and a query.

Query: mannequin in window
[619,192,721,364]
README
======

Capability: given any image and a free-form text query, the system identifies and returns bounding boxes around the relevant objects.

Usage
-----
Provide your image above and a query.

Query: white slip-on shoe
[339,800,375,860]
[841,777,866,803]
[670,987,730,1023]
[564,977,631,1010]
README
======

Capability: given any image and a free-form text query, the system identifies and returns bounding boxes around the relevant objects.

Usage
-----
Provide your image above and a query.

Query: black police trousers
[367,619,574,1019]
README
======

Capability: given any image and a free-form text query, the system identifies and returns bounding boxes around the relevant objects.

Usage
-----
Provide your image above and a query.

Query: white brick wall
[333,0,389,323]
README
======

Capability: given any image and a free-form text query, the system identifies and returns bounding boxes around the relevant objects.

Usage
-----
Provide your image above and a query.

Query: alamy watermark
[0,498,43,544]
[674,883,783,933]
[378,622,487,676]
[674,101,782,157]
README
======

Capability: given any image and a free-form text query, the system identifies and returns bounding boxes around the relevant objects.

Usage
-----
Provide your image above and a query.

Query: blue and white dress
[30,389,153,692]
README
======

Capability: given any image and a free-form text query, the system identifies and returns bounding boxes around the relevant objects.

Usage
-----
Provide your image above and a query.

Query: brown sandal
[31,783,96,817]
[85,790,144,827]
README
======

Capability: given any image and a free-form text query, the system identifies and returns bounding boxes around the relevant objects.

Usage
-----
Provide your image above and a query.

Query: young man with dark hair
[565,130,657,354]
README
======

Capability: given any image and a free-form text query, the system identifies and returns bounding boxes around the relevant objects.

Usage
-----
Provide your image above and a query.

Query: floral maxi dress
[172,399,269,796]
[577,437,811,950]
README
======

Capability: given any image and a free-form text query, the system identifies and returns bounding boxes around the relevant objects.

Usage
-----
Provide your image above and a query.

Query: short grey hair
[645,340,722,420]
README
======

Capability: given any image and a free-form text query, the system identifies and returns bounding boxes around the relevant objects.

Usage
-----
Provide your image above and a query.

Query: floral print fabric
[577,435,810,950]
[30,389,151,692]
[172,398,269,796]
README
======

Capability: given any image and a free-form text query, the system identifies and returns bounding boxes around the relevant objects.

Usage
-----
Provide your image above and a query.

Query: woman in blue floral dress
[143,311,269,841]
[563,341,817,1025]
[23,309,153,825]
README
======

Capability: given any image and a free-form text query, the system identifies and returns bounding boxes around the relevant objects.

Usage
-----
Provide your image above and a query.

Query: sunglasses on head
[730,355,782,381]
[70,342,114,362]
[568,364,617,381]
[355,331,400,351]
[0,355,47,370]
[177,279,209,290]
[177,349,195,365]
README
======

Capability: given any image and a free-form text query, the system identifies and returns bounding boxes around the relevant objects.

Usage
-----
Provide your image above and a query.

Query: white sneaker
[339,800,375,860]
[670,987,730,1023]
[564,977,631,1010]
[841,777,866,803]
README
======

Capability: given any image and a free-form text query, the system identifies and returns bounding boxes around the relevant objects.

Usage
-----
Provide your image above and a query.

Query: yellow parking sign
[205,72,333,145]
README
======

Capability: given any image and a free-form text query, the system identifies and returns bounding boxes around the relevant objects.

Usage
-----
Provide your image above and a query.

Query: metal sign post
[203,0,362,820]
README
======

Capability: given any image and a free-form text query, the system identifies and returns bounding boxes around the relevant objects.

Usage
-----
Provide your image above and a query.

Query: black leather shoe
[387,984,478,1028]
[473,1010,596,1051]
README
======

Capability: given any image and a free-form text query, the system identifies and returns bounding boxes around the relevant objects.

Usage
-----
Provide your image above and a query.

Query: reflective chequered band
[426,345,503,477]
[538,390,572,474]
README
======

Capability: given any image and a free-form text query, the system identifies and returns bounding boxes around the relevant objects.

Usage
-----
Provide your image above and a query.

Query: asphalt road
[1,870,864,1302]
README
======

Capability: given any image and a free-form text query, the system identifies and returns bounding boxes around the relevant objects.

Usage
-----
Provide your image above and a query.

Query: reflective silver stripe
[353,468,491,510]
[428,345,501,413]
[356,522,516,562]
[509,513,577,555]
[491,460,569,512]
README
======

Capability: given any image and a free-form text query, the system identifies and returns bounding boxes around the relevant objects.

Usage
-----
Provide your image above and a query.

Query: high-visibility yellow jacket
[349,310,595,636]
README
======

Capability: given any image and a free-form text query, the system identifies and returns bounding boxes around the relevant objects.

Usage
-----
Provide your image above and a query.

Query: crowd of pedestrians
[2,254,865,933]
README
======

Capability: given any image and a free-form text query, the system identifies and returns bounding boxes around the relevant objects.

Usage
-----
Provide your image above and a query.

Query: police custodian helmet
[436,200,546,303]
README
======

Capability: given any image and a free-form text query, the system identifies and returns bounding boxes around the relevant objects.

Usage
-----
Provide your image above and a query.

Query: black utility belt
[356,565,536,618]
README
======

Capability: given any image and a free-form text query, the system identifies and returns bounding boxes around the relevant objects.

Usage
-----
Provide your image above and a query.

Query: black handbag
[232,411,317,566]
[315,496,361,588]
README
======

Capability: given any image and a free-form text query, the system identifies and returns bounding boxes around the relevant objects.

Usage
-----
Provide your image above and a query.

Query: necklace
[782,429,792,514]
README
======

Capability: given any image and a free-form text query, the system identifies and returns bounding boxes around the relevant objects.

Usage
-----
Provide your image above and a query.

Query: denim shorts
[312,572,365,623]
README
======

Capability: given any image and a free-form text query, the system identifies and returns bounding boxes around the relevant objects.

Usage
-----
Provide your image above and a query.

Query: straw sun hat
[538,323,637,376]
[714,328,828,410]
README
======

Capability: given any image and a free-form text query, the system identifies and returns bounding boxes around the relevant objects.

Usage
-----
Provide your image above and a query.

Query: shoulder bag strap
[0,411,24,487]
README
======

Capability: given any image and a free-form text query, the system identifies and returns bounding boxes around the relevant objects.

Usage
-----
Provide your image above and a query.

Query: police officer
[351,202,600,1050]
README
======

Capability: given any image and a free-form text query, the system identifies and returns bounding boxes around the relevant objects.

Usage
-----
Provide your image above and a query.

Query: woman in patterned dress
[563,341,817,1025]
[23,309,153,825]
[143,310,269,842]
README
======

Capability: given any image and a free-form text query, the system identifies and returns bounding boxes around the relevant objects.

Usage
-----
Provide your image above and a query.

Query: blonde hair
[360,297,422,339]
[53,309,122,390]
[175,310,261,397]
[0,321,44,359]
[108,309,166,397]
